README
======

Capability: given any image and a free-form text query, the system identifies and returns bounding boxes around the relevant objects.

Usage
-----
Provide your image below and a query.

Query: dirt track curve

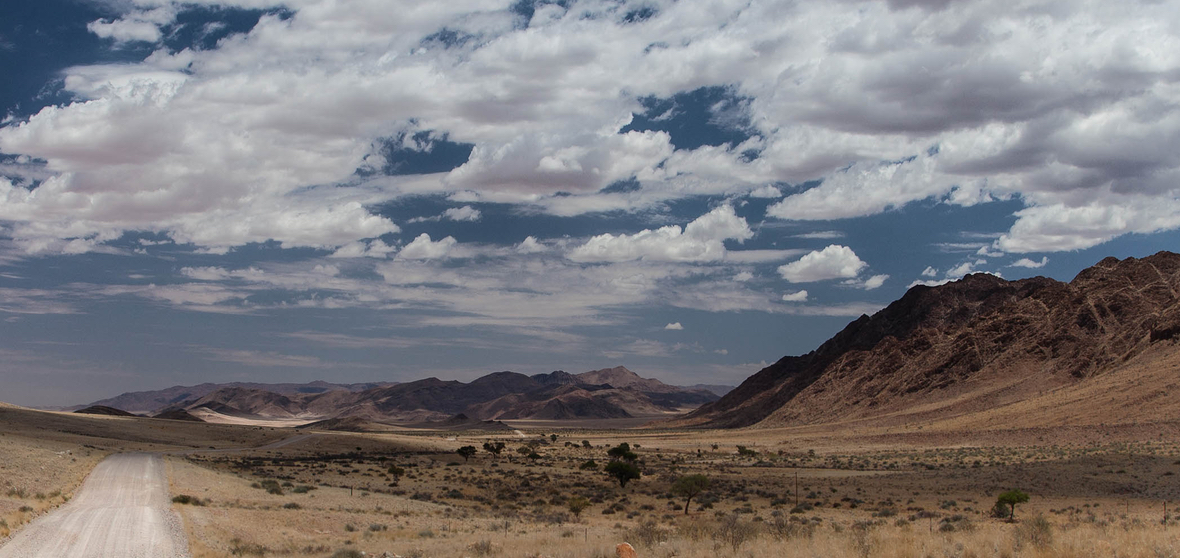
[0,453,190,558]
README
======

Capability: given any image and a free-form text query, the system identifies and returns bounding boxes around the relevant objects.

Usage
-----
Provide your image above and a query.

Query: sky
[2,0,1180,407]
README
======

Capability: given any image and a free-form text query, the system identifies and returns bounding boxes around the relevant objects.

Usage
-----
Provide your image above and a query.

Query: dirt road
[0,453,189,558]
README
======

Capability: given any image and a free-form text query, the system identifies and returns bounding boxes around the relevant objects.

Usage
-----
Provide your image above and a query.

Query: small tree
[568,496,590,518]
[483,441,505,457]
[605,461,641,489]
[671,474,710,515]
[608,442,638,462]
[456,446,477,463]
[550,434,558,443]
[581,440,592,449]
[996,490,1030,520]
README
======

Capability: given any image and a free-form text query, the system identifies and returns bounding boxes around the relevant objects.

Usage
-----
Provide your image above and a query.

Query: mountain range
[678,251,1180,429]
[84,367,722,424]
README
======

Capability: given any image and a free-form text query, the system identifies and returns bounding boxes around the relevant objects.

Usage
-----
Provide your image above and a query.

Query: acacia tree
[671,474,711,515]
[996,489,1030,520]
[608,442,638,462]
[456,446,477,463]
[605,461,641,489]
[482,441,505,458]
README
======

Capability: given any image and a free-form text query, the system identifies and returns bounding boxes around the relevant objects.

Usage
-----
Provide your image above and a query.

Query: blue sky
[2,0,1180,406]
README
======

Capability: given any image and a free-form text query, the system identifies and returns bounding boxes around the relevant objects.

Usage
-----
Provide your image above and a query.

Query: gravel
[0,453,191,558]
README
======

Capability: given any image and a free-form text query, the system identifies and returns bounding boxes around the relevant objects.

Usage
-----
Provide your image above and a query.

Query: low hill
[678,251,1180,429]
[74,405,136,417]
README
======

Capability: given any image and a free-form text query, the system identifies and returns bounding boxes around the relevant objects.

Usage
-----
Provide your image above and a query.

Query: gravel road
[0,453,190,558]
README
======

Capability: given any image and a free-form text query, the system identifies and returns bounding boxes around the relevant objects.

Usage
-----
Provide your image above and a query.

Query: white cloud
[921,266,938,277]
[397,233,458,260]
[733,271,754,282]
[862,274,888,290]
[567,205,753,263]
[515,236,547,254]
[0,0,1178,257]
[794,230,845,240]
[664,322,684,330]
[87,8,175,44]
[782,290,808,302]
[443,205,482,222]
[946,261,977,278]
[747,185,782,198]
[778,245,867,283]
[1010,256,1049,269]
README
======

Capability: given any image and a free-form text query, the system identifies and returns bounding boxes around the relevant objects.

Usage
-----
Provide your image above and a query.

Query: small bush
[627,519,668,548]
[1015,514,1053,549]
[369,524,387,532]
[715,514,759,551]
[343,524,356,532]
[171,495,206,506]
[329,550,364,558]
[469,539,497,557]
[292,485,316,494]
[282,502,301,510]
[229,538,268,556]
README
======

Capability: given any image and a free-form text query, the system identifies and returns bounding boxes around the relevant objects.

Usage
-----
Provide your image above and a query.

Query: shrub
[715,514,759,551]
[329,550,364,558]
[1015,514,1053,549]
[469,539,497,557]
[171,495,206,506]
[292,485,316,494]
[627,519,668,548]
[283,502,301,510]
[580,460,599,471]
[568,496,590,518]
[605,461,641,489]
[229,538,268,556]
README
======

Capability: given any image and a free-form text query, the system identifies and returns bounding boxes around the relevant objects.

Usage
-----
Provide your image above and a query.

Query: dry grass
[4,403,1180,556]
[0,430,107,540]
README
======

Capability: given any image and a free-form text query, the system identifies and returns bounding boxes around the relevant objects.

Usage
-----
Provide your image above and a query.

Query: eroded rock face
[616,542,638,558]
[683,251,1180,428]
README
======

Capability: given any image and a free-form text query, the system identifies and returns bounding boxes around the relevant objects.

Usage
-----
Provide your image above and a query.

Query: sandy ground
[0,453,189,558]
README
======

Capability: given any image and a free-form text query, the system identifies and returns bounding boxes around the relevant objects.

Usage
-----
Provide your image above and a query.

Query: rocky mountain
[77,380,393,414]
[679,252,1180,429]
[80,366,718,423]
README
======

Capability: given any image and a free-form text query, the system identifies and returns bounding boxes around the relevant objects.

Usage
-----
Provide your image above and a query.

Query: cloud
[778,245,867,283]
[87,8,175,44]
[733,271,754,282]
[1010,256,1049,269]
[794,230,845,240]
[443,205,482,222]
[396,233,458,260]
[0,0,1176,256]
[664,322,684,330]
[747,185,782,198]
[782,290,808,302]
[515,236,547,254]
[862,274,888,290]
[921,266,938,277]
[567,205,753,263]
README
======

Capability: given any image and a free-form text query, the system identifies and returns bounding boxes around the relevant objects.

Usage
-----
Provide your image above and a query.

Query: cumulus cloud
[782,290,808,302]
[0,0,1176,256]
[862,274,888,290]
[516,236,547,254]
[1010,256,1048,269]
[664,322,684,330]
[778,245,867,283]
[443,205,482,222]
[397,233,458,260]
[567,205,753,263]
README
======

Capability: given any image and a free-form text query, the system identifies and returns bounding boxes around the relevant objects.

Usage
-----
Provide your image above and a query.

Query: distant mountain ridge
[80,367,719,424]
[78,380,393,414]
[677,251,1180,429]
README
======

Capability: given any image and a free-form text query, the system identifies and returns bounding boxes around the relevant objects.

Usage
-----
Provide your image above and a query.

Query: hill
[679,251,1180,429]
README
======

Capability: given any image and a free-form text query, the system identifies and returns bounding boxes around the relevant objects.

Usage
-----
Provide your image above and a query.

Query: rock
[616,542,637,558]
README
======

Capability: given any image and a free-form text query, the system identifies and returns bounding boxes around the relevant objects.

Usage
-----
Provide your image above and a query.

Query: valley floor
[1,404,1179,557]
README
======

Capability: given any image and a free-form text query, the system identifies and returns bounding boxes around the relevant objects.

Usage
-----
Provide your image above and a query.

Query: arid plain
[2,397,1179,558]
